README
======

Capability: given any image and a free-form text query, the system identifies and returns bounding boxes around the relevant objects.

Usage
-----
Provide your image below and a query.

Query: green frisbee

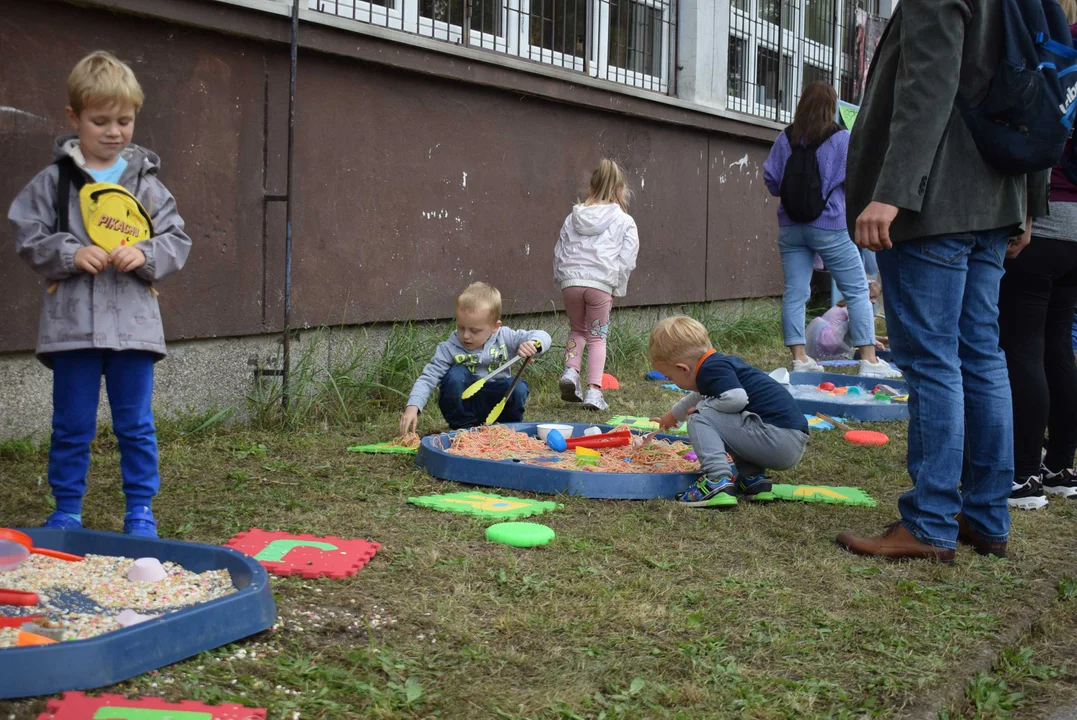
[485,522,556,548]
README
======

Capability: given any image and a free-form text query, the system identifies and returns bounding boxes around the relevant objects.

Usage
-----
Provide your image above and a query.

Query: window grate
[312,0,677,94]
[727,0,880,123]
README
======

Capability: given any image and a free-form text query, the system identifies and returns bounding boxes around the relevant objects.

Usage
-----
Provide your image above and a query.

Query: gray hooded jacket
[407,326,553,411]
[9,136,192,367]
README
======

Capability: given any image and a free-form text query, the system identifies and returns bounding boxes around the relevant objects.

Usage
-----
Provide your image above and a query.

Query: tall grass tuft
[246,302,786,430]
[684,302,783,355]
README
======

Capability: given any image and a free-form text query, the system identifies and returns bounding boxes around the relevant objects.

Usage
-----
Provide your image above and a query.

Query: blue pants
[438,363,529,429]
[779,225,874,348]
[49,350,159,514]
[879,231,1013,549]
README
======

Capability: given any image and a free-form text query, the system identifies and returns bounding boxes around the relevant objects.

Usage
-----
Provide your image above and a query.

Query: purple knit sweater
[763,128,850,230]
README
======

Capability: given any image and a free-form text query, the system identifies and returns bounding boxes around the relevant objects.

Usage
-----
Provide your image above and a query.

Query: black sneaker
[1009,476,1049,510]
[735,474,775,502]
[1041,466,1077,499]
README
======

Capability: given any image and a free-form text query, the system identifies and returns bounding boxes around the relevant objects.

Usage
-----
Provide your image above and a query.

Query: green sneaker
[678,476,738,508]
[736,474,775,502]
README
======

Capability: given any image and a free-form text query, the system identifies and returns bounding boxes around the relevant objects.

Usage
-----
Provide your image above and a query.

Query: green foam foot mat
[347,442,418,455]
[605,415,688,435]
[771,484,877,507]
[408,492,562,520]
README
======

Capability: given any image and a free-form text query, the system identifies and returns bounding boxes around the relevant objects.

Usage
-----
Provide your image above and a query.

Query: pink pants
[562,286,613,388]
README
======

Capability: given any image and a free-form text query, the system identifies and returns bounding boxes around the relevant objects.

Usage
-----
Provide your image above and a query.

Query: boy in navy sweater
[650,316,808,507]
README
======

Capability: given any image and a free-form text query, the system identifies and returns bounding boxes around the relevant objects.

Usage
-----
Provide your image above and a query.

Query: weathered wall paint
[0,0,782,355]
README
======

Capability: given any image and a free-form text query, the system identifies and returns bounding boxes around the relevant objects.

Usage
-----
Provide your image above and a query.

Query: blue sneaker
[124,506,158,538]
[678,476,738,508]
[736,474,775,502]
[43,511,82,530]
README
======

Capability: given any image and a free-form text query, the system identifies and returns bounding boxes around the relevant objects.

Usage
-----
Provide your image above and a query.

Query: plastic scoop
[0,615,43,629]
[0,529,83,562]
[0,540,29,572]
[0,589,40,607]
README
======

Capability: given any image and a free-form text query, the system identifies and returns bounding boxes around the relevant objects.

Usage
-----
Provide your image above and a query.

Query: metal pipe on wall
[282,0,299,411]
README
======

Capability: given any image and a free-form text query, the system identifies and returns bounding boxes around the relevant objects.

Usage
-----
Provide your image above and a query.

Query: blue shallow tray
[788,371,909,422]
[0,529,276,700]
[415,422,699,500]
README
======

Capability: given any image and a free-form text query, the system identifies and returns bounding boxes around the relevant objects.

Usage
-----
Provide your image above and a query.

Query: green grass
[2,303,1076,719]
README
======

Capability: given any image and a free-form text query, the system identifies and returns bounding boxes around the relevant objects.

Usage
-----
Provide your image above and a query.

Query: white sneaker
[559,368,582,403]
[582,387,609,411]
[859,358,902,379]
[792,357,825,373]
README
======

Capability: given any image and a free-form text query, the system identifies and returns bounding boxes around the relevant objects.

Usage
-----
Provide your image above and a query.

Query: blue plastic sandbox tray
[0,528,276,700]
[416,422,699,500]
[788,371,909,422]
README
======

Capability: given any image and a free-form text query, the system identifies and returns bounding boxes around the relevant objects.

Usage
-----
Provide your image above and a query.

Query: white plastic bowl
[127,557,167,583]
[536,424,574,442]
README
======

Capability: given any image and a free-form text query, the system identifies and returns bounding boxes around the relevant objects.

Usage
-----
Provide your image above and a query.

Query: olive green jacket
[847,0,1049,243]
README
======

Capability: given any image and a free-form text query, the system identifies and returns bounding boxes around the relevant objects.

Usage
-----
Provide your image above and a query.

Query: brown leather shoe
[955,513,1008,558]
[836,522,955,563]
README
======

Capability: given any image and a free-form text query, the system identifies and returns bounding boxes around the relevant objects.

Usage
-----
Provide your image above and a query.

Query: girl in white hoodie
[554,159,640,411]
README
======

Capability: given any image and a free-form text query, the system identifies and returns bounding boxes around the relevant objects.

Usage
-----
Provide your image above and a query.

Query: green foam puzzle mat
[606,415,688,435]
[485,522,556,547]
[347,442,418,455]
[771,484,877,507]
[408,492,562,520]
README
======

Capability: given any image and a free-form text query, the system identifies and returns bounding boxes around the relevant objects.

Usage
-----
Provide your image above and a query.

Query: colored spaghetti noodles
[393,432,422,449]
[447,425,699,474]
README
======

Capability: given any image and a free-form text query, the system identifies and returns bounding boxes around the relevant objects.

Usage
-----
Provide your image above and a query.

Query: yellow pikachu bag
[79,183,153,252]
[50,156,157,296]
[56,156,153,252]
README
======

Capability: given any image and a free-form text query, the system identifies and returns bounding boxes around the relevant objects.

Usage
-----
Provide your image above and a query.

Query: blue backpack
[959,0,1077,175]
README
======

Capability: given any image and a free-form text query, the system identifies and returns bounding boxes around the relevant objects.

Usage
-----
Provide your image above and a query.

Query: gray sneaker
[582,387,608,411]
[559,368,583,402]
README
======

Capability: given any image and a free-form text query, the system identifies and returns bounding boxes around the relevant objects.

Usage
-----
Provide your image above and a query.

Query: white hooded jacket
[553,203,639,297]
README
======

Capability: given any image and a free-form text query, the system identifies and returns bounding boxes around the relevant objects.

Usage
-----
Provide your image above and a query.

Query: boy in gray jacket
[8,52,192,538]
[399,283,551,432]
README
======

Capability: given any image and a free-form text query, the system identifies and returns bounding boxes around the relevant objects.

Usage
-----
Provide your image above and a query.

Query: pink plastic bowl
[0,539,29,572]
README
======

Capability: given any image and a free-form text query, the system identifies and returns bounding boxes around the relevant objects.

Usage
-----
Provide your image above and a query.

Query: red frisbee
[845,430,889,446]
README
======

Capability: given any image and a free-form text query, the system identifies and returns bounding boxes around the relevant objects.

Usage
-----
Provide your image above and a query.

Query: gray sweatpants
[687,405,809,479]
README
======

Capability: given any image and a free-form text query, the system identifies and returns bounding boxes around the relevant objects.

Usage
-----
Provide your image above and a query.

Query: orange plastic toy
[16,631,57,647]
[0,529,83,562]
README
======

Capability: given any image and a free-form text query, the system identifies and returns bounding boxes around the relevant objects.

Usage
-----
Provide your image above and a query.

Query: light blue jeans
[879,231,1013,549]
[778,225,874,348]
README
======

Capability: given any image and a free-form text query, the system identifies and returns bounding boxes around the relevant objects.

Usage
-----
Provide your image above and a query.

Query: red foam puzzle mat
[223,529,380,579]
[37,692,266,719]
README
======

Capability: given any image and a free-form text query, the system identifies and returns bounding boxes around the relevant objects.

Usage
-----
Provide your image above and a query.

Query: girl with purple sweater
[763,82,900,379]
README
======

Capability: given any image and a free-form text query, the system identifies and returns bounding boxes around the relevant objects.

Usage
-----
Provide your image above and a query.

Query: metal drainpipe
[282,0,299,411]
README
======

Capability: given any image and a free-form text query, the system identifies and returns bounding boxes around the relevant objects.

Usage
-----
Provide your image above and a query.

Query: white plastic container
[127,557,167,583]
[536,424,575,442]
[116,609,159,627]
[583,426,603,436]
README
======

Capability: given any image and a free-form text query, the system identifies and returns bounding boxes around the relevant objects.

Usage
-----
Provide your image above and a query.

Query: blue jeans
[779,225,874,348]
[878,231,1013,549]
[438,363,529,429]
[49,350,160,515]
